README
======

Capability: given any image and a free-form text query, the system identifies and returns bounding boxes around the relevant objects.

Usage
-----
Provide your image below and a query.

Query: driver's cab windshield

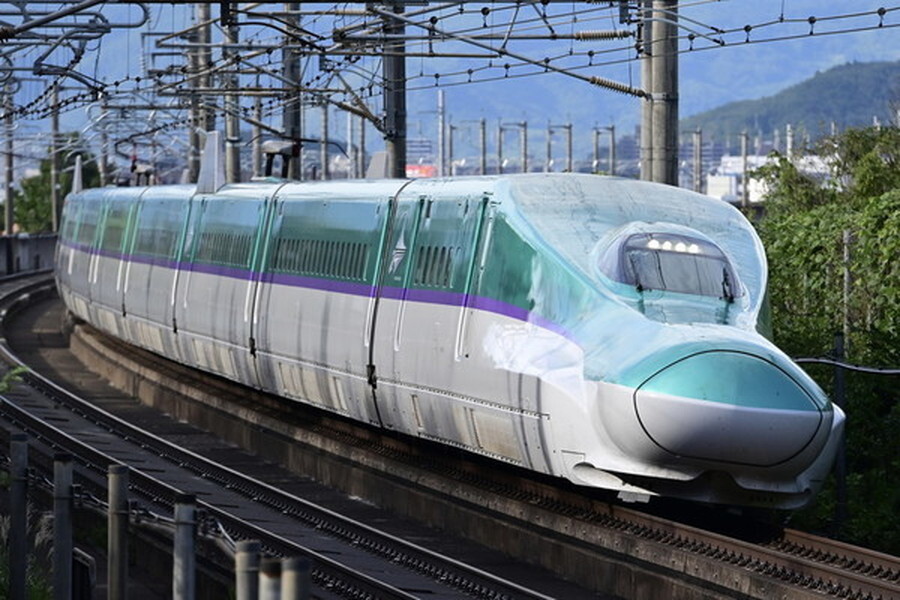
[600,232,742,302]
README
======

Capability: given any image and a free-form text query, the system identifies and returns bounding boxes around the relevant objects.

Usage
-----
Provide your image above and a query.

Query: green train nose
[633,351,826,467]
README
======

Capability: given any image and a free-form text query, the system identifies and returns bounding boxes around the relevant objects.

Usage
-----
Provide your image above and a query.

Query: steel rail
[0,392,418,600]
[0,276,555,600]
[4,276,899,600]
[68,300,900,600]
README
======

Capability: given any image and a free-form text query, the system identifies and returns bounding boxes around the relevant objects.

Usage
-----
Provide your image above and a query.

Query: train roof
[67,173,766,318]
[401,174,767,317]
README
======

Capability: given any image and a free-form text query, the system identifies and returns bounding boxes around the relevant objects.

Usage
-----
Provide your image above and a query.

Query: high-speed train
[55,171,844,508]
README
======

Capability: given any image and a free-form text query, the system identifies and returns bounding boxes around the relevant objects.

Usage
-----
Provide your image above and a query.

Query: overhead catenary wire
[0,1,896,175]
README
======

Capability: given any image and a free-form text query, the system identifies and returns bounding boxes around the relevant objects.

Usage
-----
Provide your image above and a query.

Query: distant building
[706,153,830,205]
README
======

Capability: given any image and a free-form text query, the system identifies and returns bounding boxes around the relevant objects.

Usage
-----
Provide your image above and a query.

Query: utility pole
[649,0,678,185]
[520,121,527,173]
[607,124,616,175]
[564,123,573,172]
[382,4,407,178]
[545,124,553,173]
[639,0,653,181]
[447,123,455,176]
[497,120,504,174]
[358,114,366,177]
[50,84,60,232]
[741,130,749,208]
[187,11,202,183]
[284,3,303,180]
[4,88,14,235]
[320,104,329,180]
[252,96,262,177]
[347,111,355,179]
[223,16,241,183]
[197,4,214,133]
[437,90,445,176]
[98,94,109,186]
[479,118,486,175]
[786,122,793,160]
[692,128,702,193]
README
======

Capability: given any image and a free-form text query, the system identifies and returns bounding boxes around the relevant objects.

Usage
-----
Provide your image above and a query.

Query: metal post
[833,332,847,532]
[197,4,214,133]
[358,114,366,178]
[692,128,702,193]
[320,104,329,180]
[741,130,749,208]
[252,96,263,178]
[785,123,793,160]
[53,453,74,600]
[150,132,159,185]
[479,118,486,175]
[50,85,60,232]
[283,3,303,180]
[173,494,196,600]
[520,121,527,173]
[842,230,852,350]
[565,123,573,172]
[497,121,503,175]
[259,558,281,600]
[650,0,678,185]
[4,90,14,234]
[10,433,28,600]
[382,5,407,178]
[235,540,261,600]
[280,557,311,600]
[608,124,616,176]
[545,125,552,173]
[639,0,653,181]
[447,123,455,176]
[347,111,354,179]
[224,20,241,183]
[99,95,109,186]
[187,21,202,183]
[108,465,129,600]
[592,128,599,173]
[437,90,445,177]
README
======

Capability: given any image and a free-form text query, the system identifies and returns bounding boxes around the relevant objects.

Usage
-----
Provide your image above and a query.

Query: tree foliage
[7,133,100,233]
[755,126,900,553]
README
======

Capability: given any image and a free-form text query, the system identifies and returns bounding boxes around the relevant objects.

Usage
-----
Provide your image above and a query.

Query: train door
[64,193,104,321]
[370,190,490,435]
[245,189,281,386]
[121,187,194,357]
[256,187,392,423]
[89,190,142,336]
[174,189,270,386]
[367,194,423,428]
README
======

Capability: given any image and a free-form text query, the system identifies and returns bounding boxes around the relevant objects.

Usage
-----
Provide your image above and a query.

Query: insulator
[574,29,633,40]
[589,76,646,98]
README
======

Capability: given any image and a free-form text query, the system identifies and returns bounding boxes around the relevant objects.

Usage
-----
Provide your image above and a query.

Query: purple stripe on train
[63,242,571,340]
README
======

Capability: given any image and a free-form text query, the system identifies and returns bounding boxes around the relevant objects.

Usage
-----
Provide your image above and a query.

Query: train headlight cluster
[646,238,701,254]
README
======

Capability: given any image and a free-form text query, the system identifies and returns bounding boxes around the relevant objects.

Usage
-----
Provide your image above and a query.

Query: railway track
[0,275,563,600]
[3,275,899,600]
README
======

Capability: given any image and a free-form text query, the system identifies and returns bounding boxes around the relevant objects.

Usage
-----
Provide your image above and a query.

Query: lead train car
[56,174,844,508]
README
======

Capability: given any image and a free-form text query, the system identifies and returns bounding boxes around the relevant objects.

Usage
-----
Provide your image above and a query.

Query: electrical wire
[0,1,896,170]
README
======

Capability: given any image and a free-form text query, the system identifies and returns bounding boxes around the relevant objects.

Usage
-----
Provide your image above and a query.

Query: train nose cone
[634,351,826,467]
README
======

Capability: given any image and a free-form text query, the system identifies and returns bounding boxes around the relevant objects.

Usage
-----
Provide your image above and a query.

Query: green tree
[10,133,101,233]
[755,125,900,553]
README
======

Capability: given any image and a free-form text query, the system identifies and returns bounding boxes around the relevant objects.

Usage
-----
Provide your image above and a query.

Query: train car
[55,170,844,509]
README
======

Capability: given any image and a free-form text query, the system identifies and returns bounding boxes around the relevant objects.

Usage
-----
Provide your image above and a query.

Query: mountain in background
[680,60,900,141]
